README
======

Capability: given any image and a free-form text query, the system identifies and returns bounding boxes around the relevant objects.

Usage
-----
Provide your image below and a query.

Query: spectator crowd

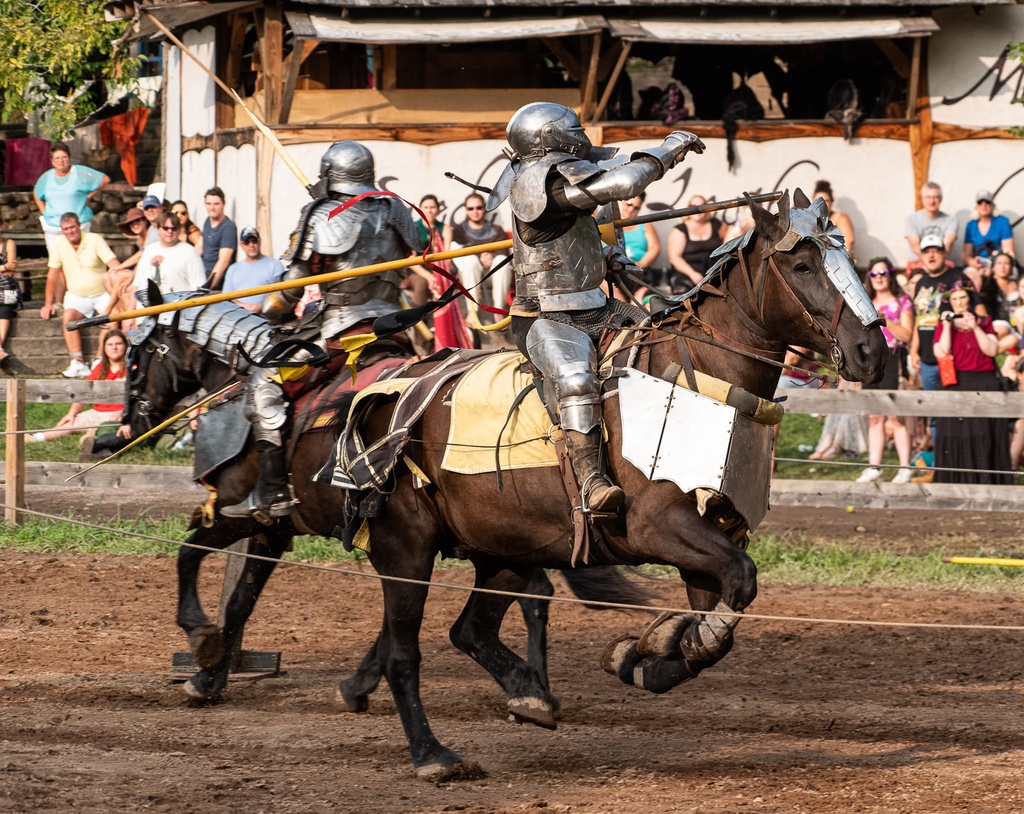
[3,142,1021,484]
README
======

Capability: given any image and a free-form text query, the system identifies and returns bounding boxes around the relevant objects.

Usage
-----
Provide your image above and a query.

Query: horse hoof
[506,696,557,730]
[600,633,641,686]
[637,611,696,659]
[633,655,698,694]
[335,684,369,713]
[415,759,486,783]
[188,624,224,670]
[181,672,224,703]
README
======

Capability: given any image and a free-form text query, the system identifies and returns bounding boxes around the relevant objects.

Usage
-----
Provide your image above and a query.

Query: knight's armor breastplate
[512,214,607,312]
[289,197,419,337]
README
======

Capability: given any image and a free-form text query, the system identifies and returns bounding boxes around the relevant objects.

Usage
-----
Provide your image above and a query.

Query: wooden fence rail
[3,381,1023,523]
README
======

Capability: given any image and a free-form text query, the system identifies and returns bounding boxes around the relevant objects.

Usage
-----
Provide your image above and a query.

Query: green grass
[2,514,1020,593]
[0,403,191,466]
[773,412,882,481]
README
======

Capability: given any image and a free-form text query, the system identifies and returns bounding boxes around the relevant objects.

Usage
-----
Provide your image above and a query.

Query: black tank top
[676,218,723,276]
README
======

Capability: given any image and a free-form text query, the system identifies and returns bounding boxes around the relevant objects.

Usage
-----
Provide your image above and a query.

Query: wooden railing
[3,380,1024,524]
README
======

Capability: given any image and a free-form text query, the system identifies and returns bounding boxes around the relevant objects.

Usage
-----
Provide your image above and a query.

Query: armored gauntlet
[632,131,706,176]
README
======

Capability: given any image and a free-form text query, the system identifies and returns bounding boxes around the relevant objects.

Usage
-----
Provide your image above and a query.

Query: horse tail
[560,566,658,610]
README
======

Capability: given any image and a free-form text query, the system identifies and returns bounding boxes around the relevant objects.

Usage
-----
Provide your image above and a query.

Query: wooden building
[106,0,1024,266]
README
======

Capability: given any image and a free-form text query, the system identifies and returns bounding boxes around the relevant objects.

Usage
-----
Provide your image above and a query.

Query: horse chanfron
[747,190,889,386]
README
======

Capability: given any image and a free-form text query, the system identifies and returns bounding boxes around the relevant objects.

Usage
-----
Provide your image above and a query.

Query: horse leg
[337,630,385,713]
[181,526,291,702]
[450,558,558,730]
[602,491,756,694]
[518,570,554,692]
[370,519,483,781]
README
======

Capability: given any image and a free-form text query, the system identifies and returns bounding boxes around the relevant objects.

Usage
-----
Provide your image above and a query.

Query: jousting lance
[67,191,782,332]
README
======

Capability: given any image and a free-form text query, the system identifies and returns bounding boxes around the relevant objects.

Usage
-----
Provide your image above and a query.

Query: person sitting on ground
[41,212,123,378]
[25,330,128,443]
[0,221,19,367]
[223,227,285,313]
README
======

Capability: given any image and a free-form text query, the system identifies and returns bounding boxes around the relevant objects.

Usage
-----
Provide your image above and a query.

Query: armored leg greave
[220,439,296,520]
[565,428,625,513]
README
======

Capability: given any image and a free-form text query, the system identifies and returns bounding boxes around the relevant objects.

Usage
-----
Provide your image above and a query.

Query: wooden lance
[67,192,782,332]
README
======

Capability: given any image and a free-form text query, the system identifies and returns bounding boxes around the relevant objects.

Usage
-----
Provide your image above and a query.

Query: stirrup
[579,473,624,518]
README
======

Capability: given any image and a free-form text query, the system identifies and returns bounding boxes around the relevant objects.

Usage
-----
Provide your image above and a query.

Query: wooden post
[580,32,602,122]
[592,40,632,123]
[5,378,26,525]
[260,2,285,124]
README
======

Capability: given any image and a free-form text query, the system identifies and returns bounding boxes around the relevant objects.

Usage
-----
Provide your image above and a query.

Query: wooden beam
[907,38,931,209]
[770,480,1024,513]
[581,32,602,122]
[256,135,275,256]
[872,38,911,80]
[593,40,632,123]
[259,2,285,124]
[220,11,249,130]
[4,379,25,525]
[543,37,582,83]
[381,44,397,92]
[3,462,200,491]
[777,388,1024,419]
[281,38,320,125]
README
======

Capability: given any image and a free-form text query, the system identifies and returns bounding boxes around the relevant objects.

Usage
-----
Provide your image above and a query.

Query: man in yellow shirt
[42,212,122,378]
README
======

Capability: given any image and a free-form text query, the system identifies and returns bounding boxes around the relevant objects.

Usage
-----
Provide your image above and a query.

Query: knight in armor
[221,140,423,519]
[487,102,705,513]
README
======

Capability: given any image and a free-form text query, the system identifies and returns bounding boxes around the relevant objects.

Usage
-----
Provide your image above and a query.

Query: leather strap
[554,431,590,567]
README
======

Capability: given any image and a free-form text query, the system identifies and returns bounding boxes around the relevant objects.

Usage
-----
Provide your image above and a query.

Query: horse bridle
[127,331,200,434]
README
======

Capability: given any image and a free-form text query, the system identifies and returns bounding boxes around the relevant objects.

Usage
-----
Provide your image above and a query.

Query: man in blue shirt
[223,227,285,312]
[33,142,110,257]
[200,186,238,290]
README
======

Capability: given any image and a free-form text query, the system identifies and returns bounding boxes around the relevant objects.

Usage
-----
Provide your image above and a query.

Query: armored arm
[261,260,312,323]
[562,131,705,210]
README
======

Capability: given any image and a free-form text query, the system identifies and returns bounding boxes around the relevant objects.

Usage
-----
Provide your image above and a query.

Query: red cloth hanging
[4,137,52,186]
[425,227,474,351]
[99,107,150,185]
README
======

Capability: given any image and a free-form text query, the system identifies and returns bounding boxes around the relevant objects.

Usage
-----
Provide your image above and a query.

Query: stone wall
[0,188,143,234]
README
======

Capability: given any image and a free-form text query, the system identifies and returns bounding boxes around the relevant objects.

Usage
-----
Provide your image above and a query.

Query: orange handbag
[937,354,958,387]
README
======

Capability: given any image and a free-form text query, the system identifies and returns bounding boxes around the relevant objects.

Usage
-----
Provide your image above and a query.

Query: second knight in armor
[487,102,705,513]
[221,140,423,519]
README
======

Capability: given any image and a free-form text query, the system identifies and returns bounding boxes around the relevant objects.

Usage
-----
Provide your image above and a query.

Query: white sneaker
[891,468,913,484]
[855,467,883,483]
[61,359,92,378]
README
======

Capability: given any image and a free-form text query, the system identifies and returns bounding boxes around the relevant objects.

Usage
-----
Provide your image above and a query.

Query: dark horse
[324,191,887,779]
[124,293,653,704]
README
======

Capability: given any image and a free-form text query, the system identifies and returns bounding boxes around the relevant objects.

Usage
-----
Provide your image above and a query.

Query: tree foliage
[0,0,136,139]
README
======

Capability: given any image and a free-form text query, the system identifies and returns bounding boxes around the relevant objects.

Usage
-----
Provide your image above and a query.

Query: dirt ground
[2,490,1024,813]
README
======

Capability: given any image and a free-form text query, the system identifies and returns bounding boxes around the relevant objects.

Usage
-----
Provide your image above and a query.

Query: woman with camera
[932,286,1013,484]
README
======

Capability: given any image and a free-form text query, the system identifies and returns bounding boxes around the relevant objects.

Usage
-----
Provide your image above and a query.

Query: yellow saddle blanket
[440,351,559,474]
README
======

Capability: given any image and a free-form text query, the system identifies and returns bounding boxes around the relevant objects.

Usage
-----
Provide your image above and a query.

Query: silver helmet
[318,140,376,195]
[507,102,592,160]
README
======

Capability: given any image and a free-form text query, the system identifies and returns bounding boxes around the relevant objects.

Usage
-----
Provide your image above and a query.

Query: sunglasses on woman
[868,269,890,278]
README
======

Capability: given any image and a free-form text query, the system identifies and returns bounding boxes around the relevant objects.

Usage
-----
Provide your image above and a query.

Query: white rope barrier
[9,505,1024,634]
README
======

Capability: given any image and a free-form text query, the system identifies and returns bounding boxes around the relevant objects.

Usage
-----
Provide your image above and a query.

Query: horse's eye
[794,261,812,274]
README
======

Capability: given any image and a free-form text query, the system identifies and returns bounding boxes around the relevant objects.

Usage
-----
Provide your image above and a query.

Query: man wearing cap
[139,195,165,247]
[200,186,238,291]
[904,181,958,268]
[33,142,110,258]
[963,190,1015,272]
[41,212,122,378]
[223,228,285,313]
[908,234,979,412]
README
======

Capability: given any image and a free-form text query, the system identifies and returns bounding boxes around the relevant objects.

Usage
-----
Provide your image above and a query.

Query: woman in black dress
[666,194,725,295]
[932,286,1013,484]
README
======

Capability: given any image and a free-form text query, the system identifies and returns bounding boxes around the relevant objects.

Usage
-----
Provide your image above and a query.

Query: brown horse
[124,294,651,704]
[328,191,887,779]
